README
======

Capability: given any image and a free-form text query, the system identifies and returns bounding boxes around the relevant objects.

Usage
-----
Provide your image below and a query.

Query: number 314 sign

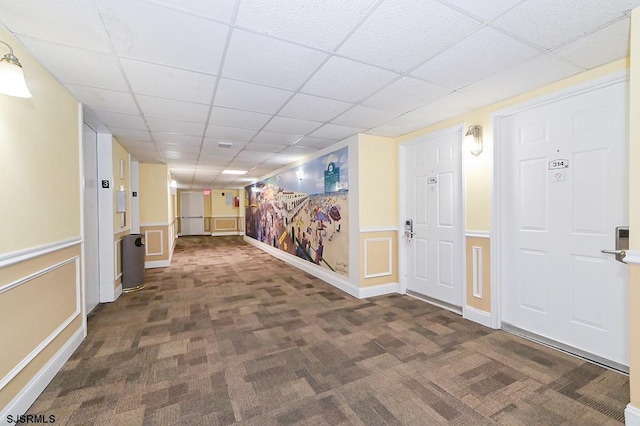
[549,159,569,170]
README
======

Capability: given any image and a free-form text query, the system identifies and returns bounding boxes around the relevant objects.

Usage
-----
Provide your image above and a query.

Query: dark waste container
[122,234,145,292]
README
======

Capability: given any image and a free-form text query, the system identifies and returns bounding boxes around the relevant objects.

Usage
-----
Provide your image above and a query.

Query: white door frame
[398,123,467,313]
[490,70,629,330]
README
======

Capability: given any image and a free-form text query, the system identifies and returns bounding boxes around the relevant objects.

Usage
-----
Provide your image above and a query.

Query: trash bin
[122,234,145,292]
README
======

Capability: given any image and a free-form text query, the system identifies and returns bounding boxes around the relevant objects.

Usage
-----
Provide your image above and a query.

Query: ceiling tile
[163,151,199,161]
[136,95,210,122]
[205,125,258,141]
[331,105,400,129]
[145,117,206,136]
[0,0,112,52]
[491,0,637,49]
[120,58,216,104]
[214,78,294,114]
[235,150,274,162]
[279,94,354,122]
[222,29,328,90]
[439,0,523,21]
[309,124,362,140]
[97,0,228,73]
[553,18,631,69]
[263,117,323,135]
[65,84,139,114]
[294,137,338,150]
[153,133,202,146]
[155,142,201,153]
[198,154,237,165]
[145,0,237,22]
[361,77,452,113]
[411,27,539,89]
[117,140,157,155]
[235,0,376,50]
[337,0,480,72]
[252,131,305,145]
[110,127,152,142]
[465,54,583,102]
[367,112,432,137]
[209,107,272,130]
[18,38,128,91]
[94,110,147,130]
[409,90,494,126]
[202,138,248,154]
[244,142,289,153]
[301,57,400,103]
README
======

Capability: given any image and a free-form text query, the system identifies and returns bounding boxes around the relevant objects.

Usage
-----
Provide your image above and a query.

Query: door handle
[601,249,627,263]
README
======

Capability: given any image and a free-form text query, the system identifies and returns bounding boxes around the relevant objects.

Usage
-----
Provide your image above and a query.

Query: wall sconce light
[465,124,483,156]
[0,40,31,98]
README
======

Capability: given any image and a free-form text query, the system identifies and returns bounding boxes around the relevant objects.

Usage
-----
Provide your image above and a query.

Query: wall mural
[245,146,349,276]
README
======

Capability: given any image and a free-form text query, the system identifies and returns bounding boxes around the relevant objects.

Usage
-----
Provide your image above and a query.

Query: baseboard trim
[243,236,360,299]
[145,260,171,269]
[114,284,123,301]
[359,282,400,299]
[626,404,640,426]
[463,305,492,328]
[1,326,84,423]
[211,231,243,237]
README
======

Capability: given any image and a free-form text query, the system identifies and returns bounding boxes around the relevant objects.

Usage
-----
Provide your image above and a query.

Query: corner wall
[0,28,84,418]
[139,164,175,268]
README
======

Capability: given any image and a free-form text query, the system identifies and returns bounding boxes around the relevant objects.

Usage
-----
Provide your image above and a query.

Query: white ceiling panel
[411,27,540,89]
[155,142,201,153]
[109,127,152,142]
[235,0,376,50]
[153,133,202,146]
[118,140,157,154]
[0,0,112,52]
[362,77,452,113]
[367,112,433,137]
[65,84,139,114]
[94,110,147,130]
[145,0,237,23]
[209,107,272,130]
[205,125,257,141]
[120,59,216,104]
[162,151,199,161]
[279,94,354,122]
[439,0,524,21]
[294,137,338,150]
[235,150,274,162]
[409,90,494,126]
[145,117,206,136]
[491,0,638,49]
[244,142,289,153]
[263,117,323,135]
[214,78,293,114]
[222,29,329,90]
[97,0,228,73]
[309,124,362,140]
[466,54,583,102]
[553,18,631,70]
[263,153,308,166]
[18,38,128,91]
[337,0,481,72]
[252,131,305,145]
[136,95,210,122]
[301,57,400,103]
[202,138,247,153]
[331,105,400,129]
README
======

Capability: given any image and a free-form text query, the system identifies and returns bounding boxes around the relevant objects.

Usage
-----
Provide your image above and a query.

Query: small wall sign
[101,180,110,189]
[428,177,438,184]
[549,159,569,170]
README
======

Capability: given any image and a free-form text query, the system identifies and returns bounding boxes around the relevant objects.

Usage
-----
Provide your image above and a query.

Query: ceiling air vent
[217,141,233,148]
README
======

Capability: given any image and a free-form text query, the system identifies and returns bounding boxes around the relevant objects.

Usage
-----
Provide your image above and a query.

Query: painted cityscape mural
[245,147,349,276]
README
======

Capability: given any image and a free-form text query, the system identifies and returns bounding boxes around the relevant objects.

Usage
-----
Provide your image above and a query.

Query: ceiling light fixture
[465,124,483,156]
[222,170,247,175]
[0,40,31,98]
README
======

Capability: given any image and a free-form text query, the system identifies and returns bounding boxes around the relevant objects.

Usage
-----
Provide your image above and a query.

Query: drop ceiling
[0,0,637,189]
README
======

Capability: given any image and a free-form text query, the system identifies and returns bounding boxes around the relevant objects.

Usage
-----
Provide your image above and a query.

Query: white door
[180,191,205,235]
[403,128,463,309]
[82,123,100,315]
[499,79,628,369]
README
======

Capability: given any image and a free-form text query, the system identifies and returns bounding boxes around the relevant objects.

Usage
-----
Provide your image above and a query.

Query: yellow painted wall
[628,7,640,409]
[139,163,170,224]
[0,28,80,254]
[358,134,398,228]
[112,138,130,232]
[212,189,240,217]
[0,29,83,413]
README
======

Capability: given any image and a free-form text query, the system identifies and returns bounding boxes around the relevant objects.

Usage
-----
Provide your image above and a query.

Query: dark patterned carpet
[28,236,629,425]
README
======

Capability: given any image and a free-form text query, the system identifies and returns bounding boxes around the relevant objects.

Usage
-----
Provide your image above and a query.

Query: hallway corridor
[27,236,629,425]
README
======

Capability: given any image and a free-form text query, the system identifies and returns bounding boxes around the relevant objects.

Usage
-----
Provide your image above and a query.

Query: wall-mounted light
[465,124,483,156]
[170,179,177,188]
[0,40,31,98]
